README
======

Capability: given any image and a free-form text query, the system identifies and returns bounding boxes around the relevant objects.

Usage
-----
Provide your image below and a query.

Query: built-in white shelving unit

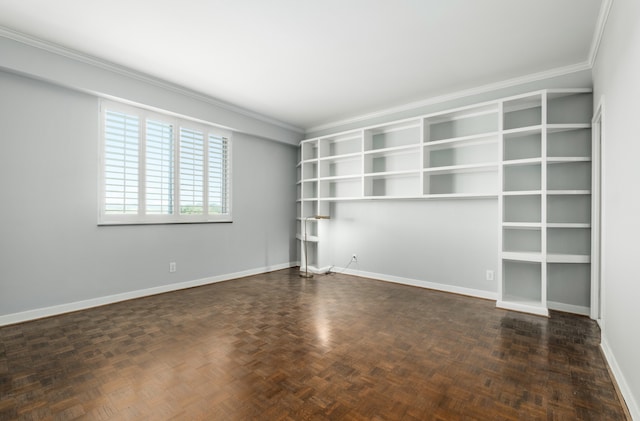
[297,89,592,316]
[497,89,593,316]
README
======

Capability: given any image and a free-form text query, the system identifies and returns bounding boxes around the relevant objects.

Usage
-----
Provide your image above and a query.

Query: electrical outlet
[169,262,177,273]
[486,270,494,281]
[352,254,358,262]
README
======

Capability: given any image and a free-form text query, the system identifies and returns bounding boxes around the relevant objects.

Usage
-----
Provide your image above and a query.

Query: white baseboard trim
[601,337,640,420]
[547,301,590,316]
[333,267,498,301]
[0,262,296,327]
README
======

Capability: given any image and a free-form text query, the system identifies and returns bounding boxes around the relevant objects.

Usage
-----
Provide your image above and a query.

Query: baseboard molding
[547,301,590,316]
[333,267,498,301]
[0,262,296,327]
[601,337,640,420]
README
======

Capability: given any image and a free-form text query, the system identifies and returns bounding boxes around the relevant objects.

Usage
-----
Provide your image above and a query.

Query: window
[99,100,231,224]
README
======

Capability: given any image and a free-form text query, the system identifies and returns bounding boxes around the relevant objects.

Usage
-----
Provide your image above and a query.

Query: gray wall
[0,70,298,317]
[323,199,498,295]
[592,0,640,416]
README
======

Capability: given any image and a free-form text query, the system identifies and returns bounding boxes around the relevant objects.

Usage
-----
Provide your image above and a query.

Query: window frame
[99,100,232,225]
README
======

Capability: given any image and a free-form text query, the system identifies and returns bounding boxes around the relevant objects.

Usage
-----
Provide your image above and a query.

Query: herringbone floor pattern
[0,268,627,420]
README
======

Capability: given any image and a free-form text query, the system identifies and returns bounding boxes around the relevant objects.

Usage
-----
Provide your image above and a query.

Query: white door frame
[591,98,605,323]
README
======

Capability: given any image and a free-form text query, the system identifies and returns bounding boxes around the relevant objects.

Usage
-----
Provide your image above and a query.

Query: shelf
[422,193,498,200]
[318,152,362,161]
[502,222,542,228]
[547,254,590,264]
[547,157,591,163]
[547,123,591,133]
[363,144,421,155]
[501,252,590,264]
[423,131,499,148]
[423,162,497,174]
[364,169,421,178]
[503,157,543,166]
[318,174,362,182]
[496,299,549,317]
[547,190,591,195]
[502,252,543,262]
[502,125,543,136]
[296,233,319,243]
[547,222,591,228]
[318,196,362,201]
[502,190,542,196]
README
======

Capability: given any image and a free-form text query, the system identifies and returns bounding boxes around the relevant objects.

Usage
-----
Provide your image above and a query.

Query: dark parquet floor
[0,268,628,420]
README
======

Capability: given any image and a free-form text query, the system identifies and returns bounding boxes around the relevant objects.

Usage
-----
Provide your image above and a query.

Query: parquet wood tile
[0,268,628,420]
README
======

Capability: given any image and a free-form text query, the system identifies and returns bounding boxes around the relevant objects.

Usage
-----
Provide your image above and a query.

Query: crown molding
[588,0,614,66]
[305,61,592,135]
[0,26,305,135]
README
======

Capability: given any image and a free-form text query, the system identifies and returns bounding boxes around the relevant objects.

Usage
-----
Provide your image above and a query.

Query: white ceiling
[0,0,603,132]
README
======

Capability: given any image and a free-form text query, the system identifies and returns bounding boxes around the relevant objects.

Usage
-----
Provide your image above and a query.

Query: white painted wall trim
[0,262,296,327]
[588,0,614,67]
[601,336,640,420]
[333,267,498,301]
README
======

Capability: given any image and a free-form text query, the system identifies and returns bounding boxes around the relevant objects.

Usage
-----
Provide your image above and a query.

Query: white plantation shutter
[208,134,229,215]
[100,100,232,224]
[146,119,174,215]
[103,110,139,214]
[179,128,205,215]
